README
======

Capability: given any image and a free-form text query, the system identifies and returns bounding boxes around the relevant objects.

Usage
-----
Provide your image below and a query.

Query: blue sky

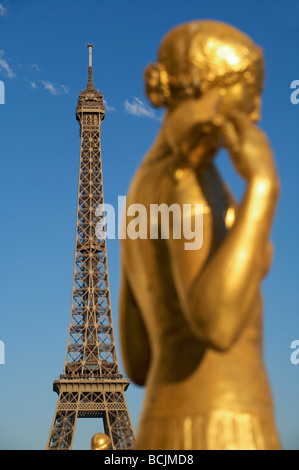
[0,0,298,450]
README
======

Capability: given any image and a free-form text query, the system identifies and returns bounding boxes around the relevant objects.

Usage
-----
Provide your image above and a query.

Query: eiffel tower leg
[46,391,78,450]
[106,409,135,449]
[103,391,135,449]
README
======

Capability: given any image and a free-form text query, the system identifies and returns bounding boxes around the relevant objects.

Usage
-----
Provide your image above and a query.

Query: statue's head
[90,433,111,450]
[145,20,264,122]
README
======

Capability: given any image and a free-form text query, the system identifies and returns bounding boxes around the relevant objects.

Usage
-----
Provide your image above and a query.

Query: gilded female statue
[119,20,281,450]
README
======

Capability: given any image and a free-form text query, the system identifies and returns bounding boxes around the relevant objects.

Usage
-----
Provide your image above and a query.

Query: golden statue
[91,433,111,450]
[119,20,281,450]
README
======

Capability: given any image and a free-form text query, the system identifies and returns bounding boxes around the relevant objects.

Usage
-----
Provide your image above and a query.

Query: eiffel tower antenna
[87,43,94,67]
[46,45,135,450]
[87,43,94,86]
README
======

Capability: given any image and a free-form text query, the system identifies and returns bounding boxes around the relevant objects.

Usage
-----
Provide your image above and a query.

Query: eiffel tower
[46,44,135,450]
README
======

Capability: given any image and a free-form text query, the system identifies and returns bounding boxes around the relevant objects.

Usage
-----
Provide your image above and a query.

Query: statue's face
[164,74,263,168]
[218,79,262,123]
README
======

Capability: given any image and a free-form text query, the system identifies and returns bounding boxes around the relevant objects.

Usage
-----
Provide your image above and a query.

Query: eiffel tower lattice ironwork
[46,44,135,450]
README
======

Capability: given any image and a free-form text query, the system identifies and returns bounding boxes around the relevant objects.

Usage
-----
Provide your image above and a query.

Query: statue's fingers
[224,109,254,135]
[221,120,241,156]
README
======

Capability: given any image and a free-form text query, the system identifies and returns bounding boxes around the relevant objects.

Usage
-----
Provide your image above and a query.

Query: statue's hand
[221,111,279,187]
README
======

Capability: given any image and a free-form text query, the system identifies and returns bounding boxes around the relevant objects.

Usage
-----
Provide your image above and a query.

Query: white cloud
[0,4,7,16]
[104,99,115,112]
[30,63,40,72]
[61,84,69,94]
[0,51,69,97]
[124,97,158,120]
[41,80,58,95]
[41,80,69,95]
[0,50,15,78]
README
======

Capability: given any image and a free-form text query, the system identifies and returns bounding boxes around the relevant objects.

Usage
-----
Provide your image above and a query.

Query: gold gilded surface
[90,433,111,450]
[119,20,281,450]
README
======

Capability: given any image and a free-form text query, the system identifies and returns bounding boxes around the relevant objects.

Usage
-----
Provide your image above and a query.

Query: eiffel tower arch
[46,44,135,450]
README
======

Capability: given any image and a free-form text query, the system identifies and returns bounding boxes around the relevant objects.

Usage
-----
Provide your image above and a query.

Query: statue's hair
[144,20,264,107]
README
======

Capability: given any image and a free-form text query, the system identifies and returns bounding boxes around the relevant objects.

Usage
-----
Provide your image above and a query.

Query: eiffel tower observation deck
[46,44,135,450]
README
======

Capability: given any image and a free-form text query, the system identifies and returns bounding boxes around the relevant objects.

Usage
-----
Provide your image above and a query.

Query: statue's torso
[121,147,279,448]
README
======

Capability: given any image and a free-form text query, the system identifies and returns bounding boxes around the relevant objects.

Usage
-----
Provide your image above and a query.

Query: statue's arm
[119,270,151,386]
[167,113,280,351]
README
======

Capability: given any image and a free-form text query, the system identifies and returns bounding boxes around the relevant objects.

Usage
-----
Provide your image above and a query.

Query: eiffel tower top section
[76,44,105,121]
